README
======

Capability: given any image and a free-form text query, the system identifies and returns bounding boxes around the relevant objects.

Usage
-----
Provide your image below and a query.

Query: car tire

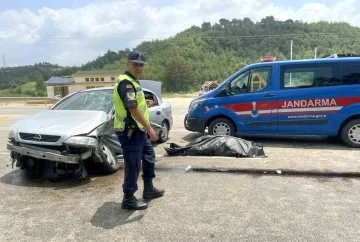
[98,141,121,174]
[340,119,360,148]
[208,118,235,136]
[158,121,169,143]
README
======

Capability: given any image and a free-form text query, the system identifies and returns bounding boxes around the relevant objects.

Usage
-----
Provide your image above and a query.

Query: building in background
[45,70,124,98]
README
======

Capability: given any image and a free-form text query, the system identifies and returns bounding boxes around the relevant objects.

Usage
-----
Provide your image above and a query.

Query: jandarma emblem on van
[281,99,337,109]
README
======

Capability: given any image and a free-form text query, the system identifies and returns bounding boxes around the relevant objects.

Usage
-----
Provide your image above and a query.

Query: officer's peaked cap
[128,50,147,64]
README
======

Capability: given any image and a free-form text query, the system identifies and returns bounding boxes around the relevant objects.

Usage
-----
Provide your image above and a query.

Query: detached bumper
[184,114,208,133]
[6,142,91,164]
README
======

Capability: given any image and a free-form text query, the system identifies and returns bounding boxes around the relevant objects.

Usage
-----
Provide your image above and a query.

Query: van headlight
[64,136,98,148]
[189,99,205,111]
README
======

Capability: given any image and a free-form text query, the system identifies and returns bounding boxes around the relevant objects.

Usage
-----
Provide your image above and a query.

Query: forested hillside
[1,16,360,95]
[0,62,78,96]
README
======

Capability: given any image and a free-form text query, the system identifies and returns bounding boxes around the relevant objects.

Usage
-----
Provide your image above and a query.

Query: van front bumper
[184,114,208,133]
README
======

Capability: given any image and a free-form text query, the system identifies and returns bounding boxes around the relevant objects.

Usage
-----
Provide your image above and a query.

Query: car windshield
[52,89,114,113]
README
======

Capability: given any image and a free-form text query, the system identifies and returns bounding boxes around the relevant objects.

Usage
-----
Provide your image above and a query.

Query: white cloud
[0,0,359,66]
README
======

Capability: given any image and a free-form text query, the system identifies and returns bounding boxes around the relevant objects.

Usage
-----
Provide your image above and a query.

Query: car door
[226,65,277,134]
[144,90,164,126]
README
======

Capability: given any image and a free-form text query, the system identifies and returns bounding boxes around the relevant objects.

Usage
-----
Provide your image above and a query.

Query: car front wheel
[158,121,169,143]
[97,141,121,173]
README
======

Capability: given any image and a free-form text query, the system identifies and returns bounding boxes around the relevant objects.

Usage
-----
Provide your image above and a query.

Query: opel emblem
[34,134,42,142]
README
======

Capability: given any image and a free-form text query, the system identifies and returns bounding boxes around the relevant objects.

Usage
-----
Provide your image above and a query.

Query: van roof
[250,56,360,68]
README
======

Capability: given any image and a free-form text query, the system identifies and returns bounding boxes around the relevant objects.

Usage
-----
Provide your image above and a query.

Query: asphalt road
[1,105,360,242]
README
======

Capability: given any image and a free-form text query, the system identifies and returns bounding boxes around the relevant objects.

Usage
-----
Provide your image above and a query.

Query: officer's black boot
[143,179,165,200]
[121,193,148,210]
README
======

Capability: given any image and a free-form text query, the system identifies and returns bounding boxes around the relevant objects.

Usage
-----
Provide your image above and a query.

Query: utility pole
[290,40,293,86]
[314,47,317,59]
[2,54,5,68]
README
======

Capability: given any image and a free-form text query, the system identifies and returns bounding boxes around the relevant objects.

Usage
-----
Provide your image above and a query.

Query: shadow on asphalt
[0,162,122,189]
[0,169,92,187]
[91,202,144,229]
[180,133,352,151]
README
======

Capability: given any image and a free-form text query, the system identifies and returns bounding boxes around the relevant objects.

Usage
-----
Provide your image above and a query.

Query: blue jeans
[116,129,156,194]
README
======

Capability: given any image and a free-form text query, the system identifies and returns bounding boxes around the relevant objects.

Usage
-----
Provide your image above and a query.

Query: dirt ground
[162,97,194,107]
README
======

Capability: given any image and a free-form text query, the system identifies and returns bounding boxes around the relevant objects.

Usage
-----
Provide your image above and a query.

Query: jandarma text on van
[281,99,337,109]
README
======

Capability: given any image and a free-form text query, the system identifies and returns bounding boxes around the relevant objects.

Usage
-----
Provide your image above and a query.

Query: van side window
[342,63,360,85]
[280,63,341,89]
[229,67,271,95]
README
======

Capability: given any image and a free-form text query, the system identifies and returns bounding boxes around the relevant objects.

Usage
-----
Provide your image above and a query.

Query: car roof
[78,86,151,93]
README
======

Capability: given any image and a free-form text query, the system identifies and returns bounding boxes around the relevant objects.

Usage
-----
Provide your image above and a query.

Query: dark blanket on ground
[164,135,266,158]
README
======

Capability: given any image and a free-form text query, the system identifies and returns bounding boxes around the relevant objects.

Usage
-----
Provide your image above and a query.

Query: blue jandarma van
[184,56,360,147]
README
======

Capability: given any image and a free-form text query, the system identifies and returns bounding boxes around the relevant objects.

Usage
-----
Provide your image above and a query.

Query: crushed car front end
[7,131,96,165]
[6,111,109,181]
[6,86,119,181]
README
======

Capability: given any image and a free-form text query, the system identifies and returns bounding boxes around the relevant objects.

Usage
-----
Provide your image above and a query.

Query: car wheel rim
[161,122,168,139]
[213,122,230,136]
[102,145,117,167]
[348,124,360,144]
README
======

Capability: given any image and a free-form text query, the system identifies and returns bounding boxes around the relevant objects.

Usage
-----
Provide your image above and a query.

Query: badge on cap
[138,53,142,61]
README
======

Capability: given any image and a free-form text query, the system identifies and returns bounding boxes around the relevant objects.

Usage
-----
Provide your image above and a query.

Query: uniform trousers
[116,129,156,194]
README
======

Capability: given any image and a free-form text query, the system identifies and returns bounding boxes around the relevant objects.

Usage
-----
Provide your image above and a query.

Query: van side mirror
[215,83,230,97]
[225,82,230,93]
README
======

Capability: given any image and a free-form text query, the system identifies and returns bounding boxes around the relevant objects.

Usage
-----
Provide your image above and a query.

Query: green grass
[21,82,37,91]
[0,82,37,97]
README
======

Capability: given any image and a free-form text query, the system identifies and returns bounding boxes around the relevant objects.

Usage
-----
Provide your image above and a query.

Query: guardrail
[0,97,60,106]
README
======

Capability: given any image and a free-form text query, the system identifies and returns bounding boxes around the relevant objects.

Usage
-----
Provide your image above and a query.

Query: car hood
[11,110,108,145]
[139,80,162,100]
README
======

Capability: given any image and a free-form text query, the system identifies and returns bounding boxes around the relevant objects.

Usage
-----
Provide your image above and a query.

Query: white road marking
[1,151,263,161]
[185,156,263,159]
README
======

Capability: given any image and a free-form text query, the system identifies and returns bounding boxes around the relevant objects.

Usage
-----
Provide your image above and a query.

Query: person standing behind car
[113,50,165,210]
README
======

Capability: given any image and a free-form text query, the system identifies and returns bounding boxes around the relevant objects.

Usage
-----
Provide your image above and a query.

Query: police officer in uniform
[114,50,164,210]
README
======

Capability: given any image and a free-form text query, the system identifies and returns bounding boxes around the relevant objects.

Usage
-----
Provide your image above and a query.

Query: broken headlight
[64,136,98,148]
[7,130,15,140]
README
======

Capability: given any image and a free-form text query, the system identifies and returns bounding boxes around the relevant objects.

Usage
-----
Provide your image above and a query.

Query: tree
[163,56,194,93]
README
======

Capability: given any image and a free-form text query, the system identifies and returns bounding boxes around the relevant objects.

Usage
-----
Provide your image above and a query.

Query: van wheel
[340,119,360,148]
[208,118,235,136]
[184,114,189,129]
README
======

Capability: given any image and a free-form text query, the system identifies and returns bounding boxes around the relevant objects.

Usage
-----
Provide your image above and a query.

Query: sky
[0,0,359,67]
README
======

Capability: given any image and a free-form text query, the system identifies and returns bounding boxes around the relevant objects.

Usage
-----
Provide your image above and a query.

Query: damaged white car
[6,81,172,181]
